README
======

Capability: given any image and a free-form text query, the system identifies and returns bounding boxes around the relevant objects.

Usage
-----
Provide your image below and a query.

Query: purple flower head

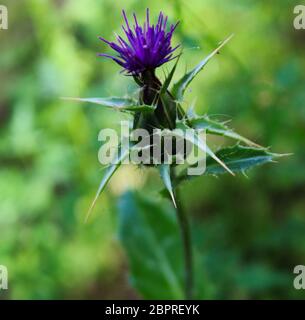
[98,9,179,75]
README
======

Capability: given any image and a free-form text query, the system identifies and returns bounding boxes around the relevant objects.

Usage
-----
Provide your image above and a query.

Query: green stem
[171,167,194,300]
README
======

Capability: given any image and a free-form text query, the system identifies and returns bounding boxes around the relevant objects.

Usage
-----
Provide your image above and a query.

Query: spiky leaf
[170,122,234,175]
[85,144,130,221]
[160,55,181,95]
[185,116,260,147]
[159,164,177,208]
[175,145,287,187]
[172,35,233,101]
[62,97,155,112]
[204,145,284,175]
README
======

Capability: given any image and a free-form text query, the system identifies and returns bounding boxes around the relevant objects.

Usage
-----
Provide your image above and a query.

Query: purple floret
[98,9,179,75]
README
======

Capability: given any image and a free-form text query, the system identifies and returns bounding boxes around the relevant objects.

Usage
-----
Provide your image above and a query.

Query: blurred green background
[1,0,305,299]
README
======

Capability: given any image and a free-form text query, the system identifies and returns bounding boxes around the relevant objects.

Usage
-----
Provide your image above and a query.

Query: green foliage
[63,97,155,112]
[170,123,234,175]
[118,192,184,299]
[202,145,285,175]
[172,35,233,101]
[175,145,286,187]
[160,55,181,95]
[118,191,213,299]
[159,164,177,208]
[86,144,131,221]
[186,115,259,147]
[0,0,304,300]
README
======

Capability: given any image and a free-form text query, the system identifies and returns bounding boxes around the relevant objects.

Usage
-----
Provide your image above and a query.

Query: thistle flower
[66,10,275,208]
[65,9,287,300]
[98,9,179,75]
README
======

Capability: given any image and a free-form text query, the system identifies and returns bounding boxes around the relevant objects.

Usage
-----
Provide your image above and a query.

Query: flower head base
[99,9,179,75]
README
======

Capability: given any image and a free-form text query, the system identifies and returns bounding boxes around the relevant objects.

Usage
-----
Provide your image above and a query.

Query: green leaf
[85,144,130,221]
[160,55,181,95]
[186,116,260,147]
[204,145,285,175]
[169,122,235,175]
[118,192,184,299]
[159,164,177,208]
[172,35,234,101]
[118,192,212,299]
[62,96,155,112]
[175,145,287,186]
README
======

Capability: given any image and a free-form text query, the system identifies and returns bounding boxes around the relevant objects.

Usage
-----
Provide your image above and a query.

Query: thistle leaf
[172,123,235,175]
[159,164,177,208]
[186,116,261,147]
[160,55,181,95]
[118,192,185,299]
[175,145,288,187]
[85,144,130,222]
[62,97,155,112]
[172,34,234,101]
[204,145,286,175]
